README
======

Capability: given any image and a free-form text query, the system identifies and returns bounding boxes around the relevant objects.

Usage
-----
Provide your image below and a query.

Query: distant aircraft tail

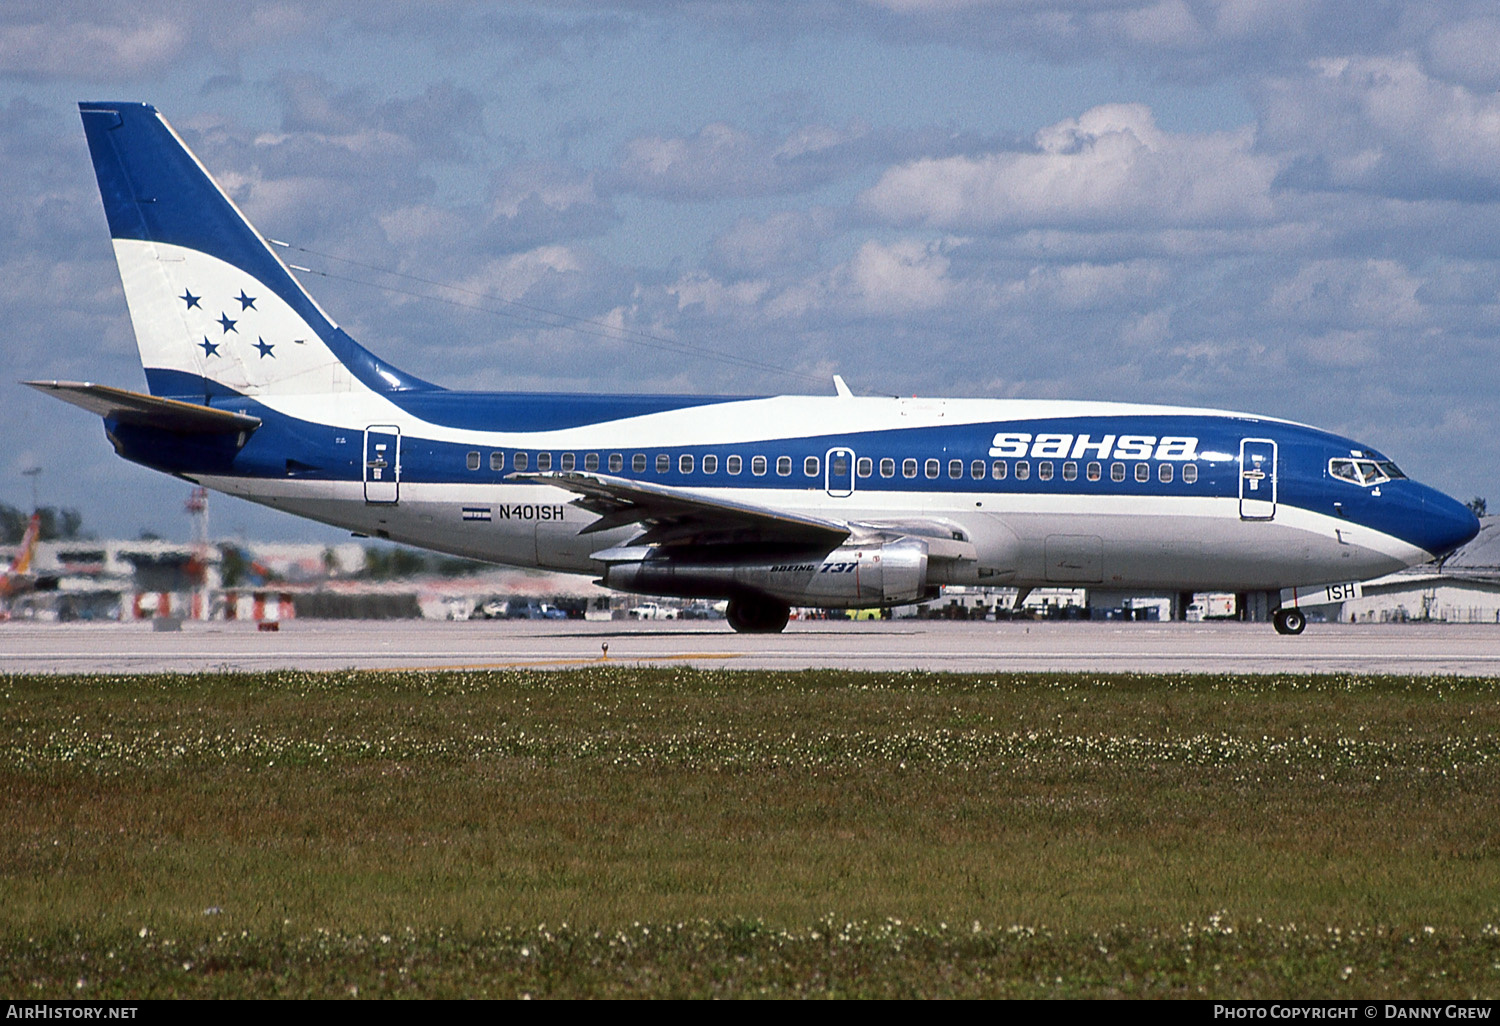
[78,102,436,403]
[0,513,42,599]
[8,513,40,577]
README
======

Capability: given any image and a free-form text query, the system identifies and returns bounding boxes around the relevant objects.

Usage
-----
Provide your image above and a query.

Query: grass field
[2,667,1499,998]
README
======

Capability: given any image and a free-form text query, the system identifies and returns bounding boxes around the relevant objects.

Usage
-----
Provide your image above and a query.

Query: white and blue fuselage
[36,102,1479,634]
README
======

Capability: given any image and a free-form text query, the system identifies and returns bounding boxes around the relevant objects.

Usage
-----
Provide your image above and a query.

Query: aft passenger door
[825,447,855,498]
[364,425,401,504]
[1238,438,1277,520]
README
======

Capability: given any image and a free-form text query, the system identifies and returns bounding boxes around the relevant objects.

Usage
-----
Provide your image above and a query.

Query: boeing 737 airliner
[29,102,1481,633]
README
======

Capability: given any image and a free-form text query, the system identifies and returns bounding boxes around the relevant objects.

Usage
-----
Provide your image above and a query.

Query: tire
[726,596,791,634]
[1273,608,1306,635]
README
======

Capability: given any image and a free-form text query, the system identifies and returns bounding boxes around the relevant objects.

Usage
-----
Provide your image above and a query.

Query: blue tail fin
[79,101,437,400]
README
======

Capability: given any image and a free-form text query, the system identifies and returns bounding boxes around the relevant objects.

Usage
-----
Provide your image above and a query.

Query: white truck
[627,602,678,620]
[1185,593,1237,621]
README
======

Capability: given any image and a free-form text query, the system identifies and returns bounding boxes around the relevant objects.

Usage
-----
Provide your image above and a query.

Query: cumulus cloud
[0,1,340,81]
[1263,258,1424,328]
[835,0,1435,79]
[846,238,954,313]
[999,259,1170,312]
[1424,17,1500,90]
[0,16,185,80]
[708,209,837,276]
[862,104,1278,230]
[612,120,956,199]
[275,74,483,162]
[1260,55,1500,201]
[476,163,619,253]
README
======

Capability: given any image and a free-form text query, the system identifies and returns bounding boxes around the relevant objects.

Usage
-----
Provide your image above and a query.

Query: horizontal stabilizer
[25,380,261,434]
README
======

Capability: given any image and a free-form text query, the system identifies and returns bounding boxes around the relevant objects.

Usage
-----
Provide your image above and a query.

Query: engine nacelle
[602,538,931,609]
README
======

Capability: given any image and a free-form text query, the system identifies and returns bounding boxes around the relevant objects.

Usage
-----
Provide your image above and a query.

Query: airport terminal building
[1335,516,1500,624]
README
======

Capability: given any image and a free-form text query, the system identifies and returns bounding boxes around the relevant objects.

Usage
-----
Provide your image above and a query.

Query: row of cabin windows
[870,457,1196,484]
[466,449,1199,485]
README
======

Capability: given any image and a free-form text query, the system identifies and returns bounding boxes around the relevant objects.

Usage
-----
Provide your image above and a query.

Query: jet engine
[601,538,933,609]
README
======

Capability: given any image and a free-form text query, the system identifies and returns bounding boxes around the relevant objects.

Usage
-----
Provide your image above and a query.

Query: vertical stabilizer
[78,102,436,402]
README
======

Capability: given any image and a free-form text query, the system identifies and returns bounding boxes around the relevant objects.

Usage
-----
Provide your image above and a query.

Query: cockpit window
[1329,458,1404,487]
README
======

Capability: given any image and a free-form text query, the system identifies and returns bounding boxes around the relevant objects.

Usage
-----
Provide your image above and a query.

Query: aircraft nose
[1420,488,1481,560]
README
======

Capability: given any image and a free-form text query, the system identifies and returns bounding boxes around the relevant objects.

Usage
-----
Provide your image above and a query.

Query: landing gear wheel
[1273,608,1306,635]
[726,596,791,634]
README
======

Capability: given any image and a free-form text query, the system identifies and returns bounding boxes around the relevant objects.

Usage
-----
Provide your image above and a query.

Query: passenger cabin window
[561,453,575,471]
[805,456,820,476]
[1038,461,1054,481]
[1134,463,1149,482]
[831,454,848,478]
[514,452,529,471]
[466,451,480,471]
[1086,462,1101,482]
[680,454,694,474]
[1111,462,1126,483]
[1183,464,1198,484]
[857,457,873,478]
[1014,461,1030,481]
[728,455,743,475]
[752,455,768,476]
[585,453,599,472]
[991,461,1007,480]
[536,453,552,471]
[656,454,670,473]
[703,455,718,474]
[1062,461,1077,481]
[903,459,918,479]
[925,459,940,479]
[633,454,647,473]
[609,453,623,473]
[881,458,896,478]
[490,452,504,472]
[1159,463,1173,483]
[971,460,986,480]
[777,456,792,476]
[949,459,964,479]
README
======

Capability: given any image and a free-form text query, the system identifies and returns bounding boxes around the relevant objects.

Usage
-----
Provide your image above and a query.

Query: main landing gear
[726,596,791,634]
[1272,607,1306,635]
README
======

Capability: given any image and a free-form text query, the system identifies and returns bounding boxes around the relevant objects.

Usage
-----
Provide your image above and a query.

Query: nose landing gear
[1273,607,1306,635]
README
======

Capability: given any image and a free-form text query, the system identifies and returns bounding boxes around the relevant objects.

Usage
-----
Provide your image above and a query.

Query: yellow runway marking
[399,652,742,671]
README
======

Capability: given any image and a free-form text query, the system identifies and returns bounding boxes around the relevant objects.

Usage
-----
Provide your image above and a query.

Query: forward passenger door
[1238,438,1277,520]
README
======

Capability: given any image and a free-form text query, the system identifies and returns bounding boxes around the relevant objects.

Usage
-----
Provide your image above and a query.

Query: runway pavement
[2,618,1499,675]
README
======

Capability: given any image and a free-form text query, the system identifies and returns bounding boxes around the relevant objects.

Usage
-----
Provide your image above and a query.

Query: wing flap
[509,470,852,547]
[25,381,261,434]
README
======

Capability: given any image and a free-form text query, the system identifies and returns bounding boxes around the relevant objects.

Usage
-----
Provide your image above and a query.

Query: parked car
[476,598,511,619]
[507,601,568,620]
[628,602,678,620]
[680,601,725,620]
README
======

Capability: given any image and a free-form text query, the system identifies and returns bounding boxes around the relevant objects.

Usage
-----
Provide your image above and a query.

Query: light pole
[21,466,40,512]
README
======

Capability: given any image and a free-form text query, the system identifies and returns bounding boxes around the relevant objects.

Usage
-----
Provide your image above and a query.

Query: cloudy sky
[2,0,1496,541]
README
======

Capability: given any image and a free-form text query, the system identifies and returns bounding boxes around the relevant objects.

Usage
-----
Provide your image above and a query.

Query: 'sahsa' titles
[988,432,1199,462]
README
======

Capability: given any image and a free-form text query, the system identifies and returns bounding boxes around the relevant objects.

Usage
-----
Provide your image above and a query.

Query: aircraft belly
[192,477,1414,592]
[988,509,1406,590]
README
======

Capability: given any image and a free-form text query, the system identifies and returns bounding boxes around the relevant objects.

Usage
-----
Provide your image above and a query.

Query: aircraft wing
[508,470,852,547]
[509,470,980,564]
[25,381,262,434]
